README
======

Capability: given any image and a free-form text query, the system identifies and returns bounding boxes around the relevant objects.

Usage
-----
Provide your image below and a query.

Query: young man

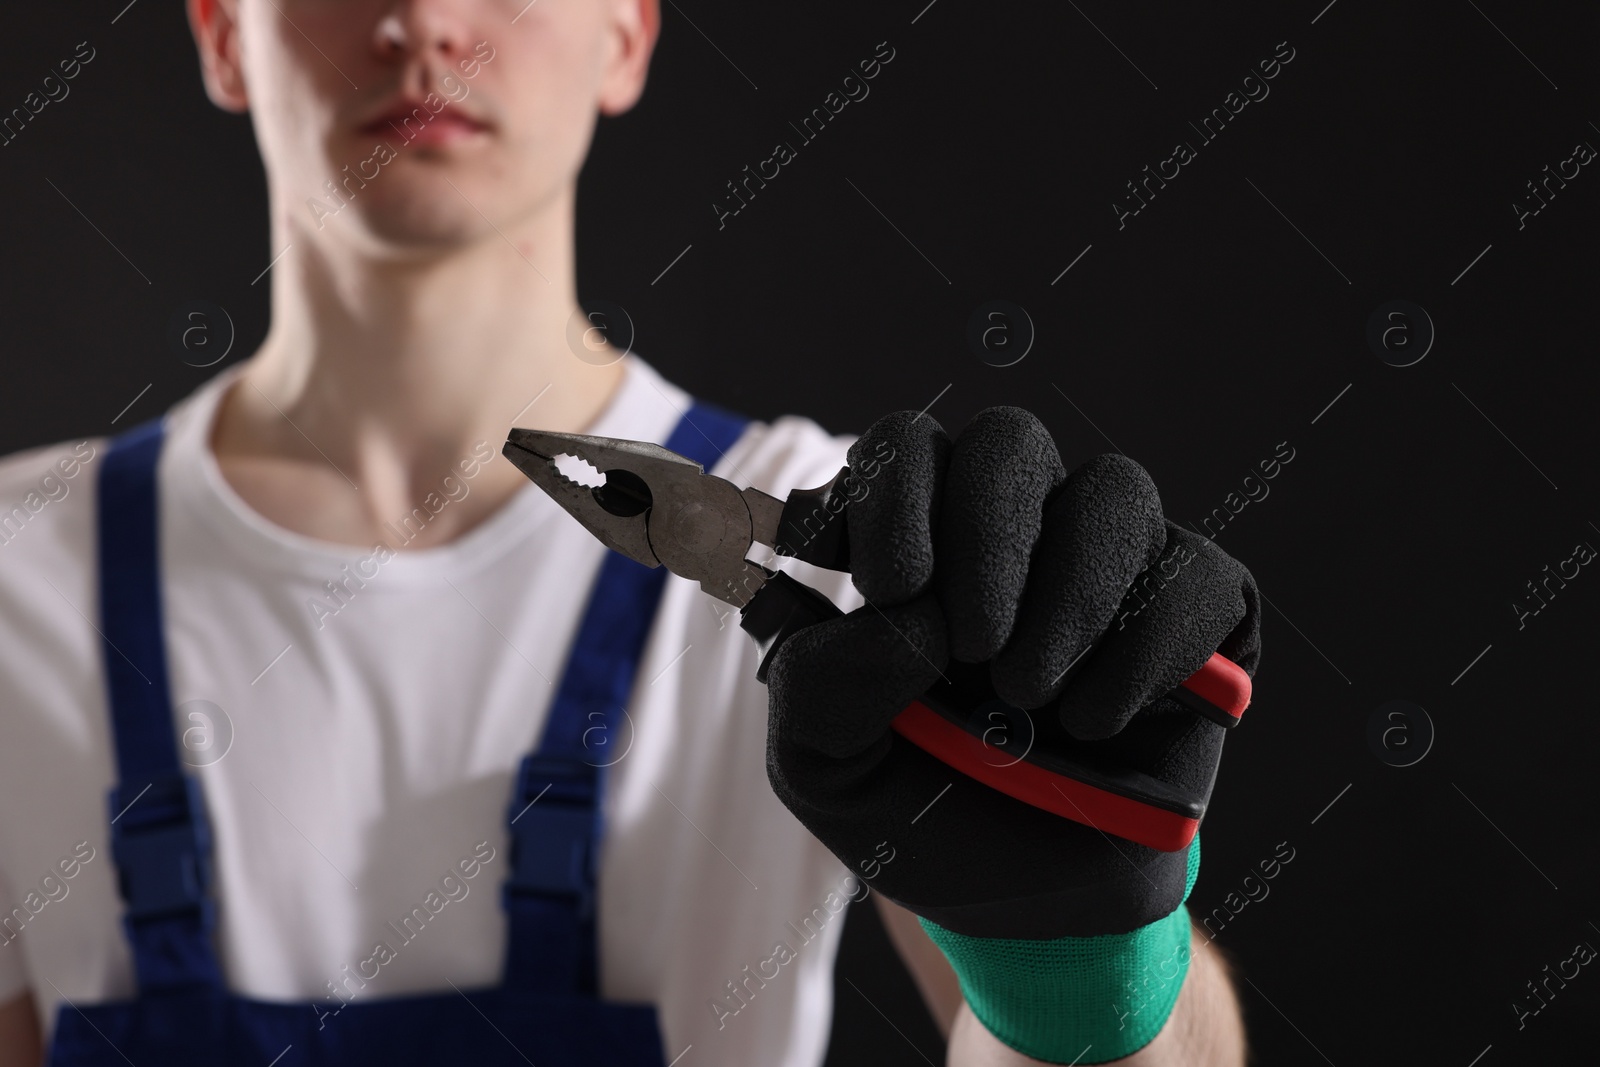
[0,1,1254,1063]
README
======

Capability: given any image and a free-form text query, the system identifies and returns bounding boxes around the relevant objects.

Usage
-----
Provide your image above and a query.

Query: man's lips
[357,98,491,137]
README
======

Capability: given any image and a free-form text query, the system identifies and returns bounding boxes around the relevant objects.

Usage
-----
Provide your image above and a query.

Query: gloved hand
[764,407,1261,1063]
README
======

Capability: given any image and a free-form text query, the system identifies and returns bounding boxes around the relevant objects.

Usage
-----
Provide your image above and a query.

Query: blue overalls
[49,400,751,1066]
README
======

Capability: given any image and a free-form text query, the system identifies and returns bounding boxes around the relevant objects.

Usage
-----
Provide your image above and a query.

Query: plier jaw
[503,428,673,569]
[502,427,775,606]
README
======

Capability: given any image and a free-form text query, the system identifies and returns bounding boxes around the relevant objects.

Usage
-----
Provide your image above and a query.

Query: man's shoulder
[0,372,230,575]
[0,434,105,567]
[0,435,109,754]
[0,434,105,490]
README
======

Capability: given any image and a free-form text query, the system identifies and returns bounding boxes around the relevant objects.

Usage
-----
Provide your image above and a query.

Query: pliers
[503,426,1252,852]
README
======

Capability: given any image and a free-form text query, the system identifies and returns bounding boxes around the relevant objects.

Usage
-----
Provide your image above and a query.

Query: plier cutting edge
[504,426,1252,852]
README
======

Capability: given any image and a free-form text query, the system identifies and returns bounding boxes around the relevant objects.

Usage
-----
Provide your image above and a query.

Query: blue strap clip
[107,773,215,925]
[504,754,600,919]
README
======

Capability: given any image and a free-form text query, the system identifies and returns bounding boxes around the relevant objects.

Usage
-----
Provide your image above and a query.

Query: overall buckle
[107,774,214,923]
[504,754,598,917]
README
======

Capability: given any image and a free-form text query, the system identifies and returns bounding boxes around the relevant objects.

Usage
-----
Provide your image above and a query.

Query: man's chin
[362,210,487,252]
[293,156,557,259]
[306,188,501,256]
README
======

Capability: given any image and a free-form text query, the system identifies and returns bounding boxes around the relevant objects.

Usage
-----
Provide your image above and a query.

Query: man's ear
[188,0,249,113]
[596,0,661,116]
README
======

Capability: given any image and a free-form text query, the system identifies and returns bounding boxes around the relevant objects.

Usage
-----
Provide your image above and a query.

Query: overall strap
[96,417,224,992]
[502,400,751,995]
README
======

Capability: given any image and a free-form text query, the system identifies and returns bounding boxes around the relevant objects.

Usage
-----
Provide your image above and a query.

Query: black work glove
[765,407,1261,941]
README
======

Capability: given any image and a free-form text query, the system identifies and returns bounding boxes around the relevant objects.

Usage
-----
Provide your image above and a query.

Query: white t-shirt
[0,355,866,1067]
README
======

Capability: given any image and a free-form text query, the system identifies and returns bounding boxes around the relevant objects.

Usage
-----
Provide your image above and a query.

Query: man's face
[213,0,652,249]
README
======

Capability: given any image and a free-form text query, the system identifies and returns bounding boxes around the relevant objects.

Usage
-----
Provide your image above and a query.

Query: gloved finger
[1057,524,1259,739]
[766,593,948,760]
[1215,559,1262,679]
[988,453,1167,710]
[935,407,1067,663]
[845,412,951,606]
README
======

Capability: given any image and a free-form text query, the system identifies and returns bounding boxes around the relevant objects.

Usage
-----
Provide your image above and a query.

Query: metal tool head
[503,428,774,606]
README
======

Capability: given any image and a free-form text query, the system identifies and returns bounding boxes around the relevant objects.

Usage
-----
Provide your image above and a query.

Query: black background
[2,1,1596,1063]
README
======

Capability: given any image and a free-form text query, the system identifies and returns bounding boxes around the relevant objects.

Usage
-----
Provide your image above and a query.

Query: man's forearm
[946,925,1244,1067]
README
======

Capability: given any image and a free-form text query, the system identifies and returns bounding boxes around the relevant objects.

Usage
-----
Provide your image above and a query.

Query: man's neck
[210,183,625,550]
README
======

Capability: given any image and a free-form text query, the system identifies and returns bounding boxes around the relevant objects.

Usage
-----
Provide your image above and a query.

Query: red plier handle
[888,653,1248,852]
[743,569,1250,852]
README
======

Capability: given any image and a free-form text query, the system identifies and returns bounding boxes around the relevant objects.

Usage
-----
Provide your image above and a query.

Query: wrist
[918,834,1201,1065]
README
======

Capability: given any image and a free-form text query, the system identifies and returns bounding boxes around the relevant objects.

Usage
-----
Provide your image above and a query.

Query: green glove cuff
[918,833,1201,1065]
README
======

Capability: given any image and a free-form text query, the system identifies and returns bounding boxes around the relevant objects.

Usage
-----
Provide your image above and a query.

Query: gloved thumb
[766,593,948,761]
